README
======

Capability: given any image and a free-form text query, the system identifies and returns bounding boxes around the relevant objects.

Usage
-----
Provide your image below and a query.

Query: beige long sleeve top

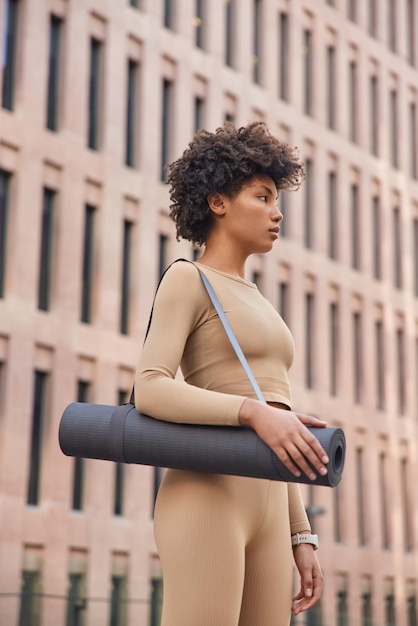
[135,260,311,535]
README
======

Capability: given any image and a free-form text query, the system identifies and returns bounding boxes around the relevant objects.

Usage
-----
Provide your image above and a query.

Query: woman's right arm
[238,399,329,480]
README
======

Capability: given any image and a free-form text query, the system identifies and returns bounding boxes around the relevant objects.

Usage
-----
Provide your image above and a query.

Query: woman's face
[215,175,282,255]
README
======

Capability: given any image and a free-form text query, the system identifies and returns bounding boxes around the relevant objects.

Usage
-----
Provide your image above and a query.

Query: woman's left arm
[287,482,324,614]
[292,544,324,615]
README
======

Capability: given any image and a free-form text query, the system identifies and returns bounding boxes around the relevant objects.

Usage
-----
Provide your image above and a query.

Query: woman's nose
[272,206,283,222]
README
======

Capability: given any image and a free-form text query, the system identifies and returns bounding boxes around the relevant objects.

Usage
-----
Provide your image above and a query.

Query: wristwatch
[291,533,319,550]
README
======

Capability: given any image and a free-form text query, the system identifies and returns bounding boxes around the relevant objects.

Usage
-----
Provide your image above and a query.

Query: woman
[135,122,328,626]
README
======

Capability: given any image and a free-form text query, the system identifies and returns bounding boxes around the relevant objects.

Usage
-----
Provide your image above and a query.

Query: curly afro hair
[167,121,305,246]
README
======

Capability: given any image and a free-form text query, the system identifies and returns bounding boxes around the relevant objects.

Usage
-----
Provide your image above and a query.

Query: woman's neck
[197,252,247,279]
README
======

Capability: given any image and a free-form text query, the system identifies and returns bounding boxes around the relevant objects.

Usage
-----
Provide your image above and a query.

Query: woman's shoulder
[157,259,205,303]
[162,259,201,285]
[156,260,209,325]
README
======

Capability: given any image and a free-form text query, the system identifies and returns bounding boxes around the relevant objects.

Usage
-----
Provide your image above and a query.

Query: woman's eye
[259,195,267,202]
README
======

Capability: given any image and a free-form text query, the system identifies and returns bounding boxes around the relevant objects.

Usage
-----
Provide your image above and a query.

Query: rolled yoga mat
[59,402,345,487]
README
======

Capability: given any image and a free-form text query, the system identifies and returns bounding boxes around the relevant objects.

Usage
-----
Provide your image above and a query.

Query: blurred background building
[0,0,417,624]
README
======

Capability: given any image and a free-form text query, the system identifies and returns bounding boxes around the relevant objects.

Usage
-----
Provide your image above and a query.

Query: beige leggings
[154,470,293,626]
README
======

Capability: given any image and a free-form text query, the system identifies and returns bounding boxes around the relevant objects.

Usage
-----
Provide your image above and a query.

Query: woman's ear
[207,193,226,216]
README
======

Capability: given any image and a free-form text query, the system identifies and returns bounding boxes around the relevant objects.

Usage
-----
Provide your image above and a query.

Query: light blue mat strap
[197,268,266,404]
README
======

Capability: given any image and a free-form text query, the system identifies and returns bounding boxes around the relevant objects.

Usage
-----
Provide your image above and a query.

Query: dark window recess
[81,205,95,323]
[0,170,11,298]
[88,38,102,150]
[125,59,138,167]
[27,371,48,506]
[120,220,133,335]
[38,188,55,311]
[160,79,172,182]
[2,0,19,111]
[46,15,62,131]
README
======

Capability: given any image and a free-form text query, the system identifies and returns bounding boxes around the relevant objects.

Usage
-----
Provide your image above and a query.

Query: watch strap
[291,533,319,550]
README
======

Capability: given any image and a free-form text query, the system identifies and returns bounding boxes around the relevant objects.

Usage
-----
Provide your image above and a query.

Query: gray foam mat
[59,402,345,487]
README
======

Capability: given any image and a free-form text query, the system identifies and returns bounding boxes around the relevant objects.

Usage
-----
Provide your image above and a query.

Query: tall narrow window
[414,218,418,297]
[125,59,138,167]
[225,0,235,67]
[46,16,62,131]
[353,311,362,403]
[18,570,42,626]
[194,96,204,133]
[0,170,11,298]
[152,466,163,515]
[330,302,338,396]
[393,207,402,289]
[150,577,163,626]
[400,459,412,552]
[306,602,323,626]
[348,61,357,142]
[195,0,205,49]
[396,372,407,443]
[303,30,313,116]
[372,196,381,280]
[379,453,390,549]
[81,204,95,323]
[113,462,124,517]
[0,361,4,414]
[72,381,89,511]
[370,75,379,155]
[416,337,418,416]
[120,220,133,335]
[88,38,102,150]
[389,88,398,168]
[305,293,314,389]
[407,0,415,65]
[409,103,417,179]
[158,234,168,279]
[2,0,19,110]
[161,79,173,182]
[375,319,385,410]
[38,188,55,311]
[347,0,356,21]
[337,589,349,626]
[110,576,127,626]
[385,591,396,626]
[279,282,288,322]
[304,159,313,248]
[251,271,261,288]
[356,447,366,545]
[66,572,86,626]
[351,183,360,269]
[278,12,288,101]
[163,0,174,29]
[362,592,373,626]
[368,0,377,36]
[407,594,417,626]
[328,171,337,259]
[253,0,262,84]
[326,45,335,129]
[279,191,287,237]
[27,371,48,505]
[333,484,342,542]
[388,0,396,52]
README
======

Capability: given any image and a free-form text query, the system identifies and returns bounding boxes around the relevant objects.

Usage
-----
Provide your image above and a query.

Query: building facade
[0,0,418,624]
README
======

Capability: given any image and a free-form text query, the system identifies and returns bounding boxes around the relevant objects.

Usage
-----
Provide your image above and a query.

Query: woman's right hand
[238,399,329,480]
